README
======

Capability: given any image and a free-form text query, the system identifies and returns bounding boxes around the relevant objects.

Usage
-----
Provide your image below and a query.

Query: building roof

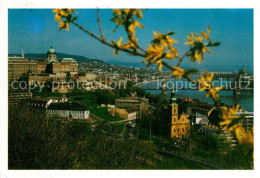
[29,97,51,103]
[115,97,148,103]
[8,56,28,62]
[47,46,56,54]
[48,102,88,111]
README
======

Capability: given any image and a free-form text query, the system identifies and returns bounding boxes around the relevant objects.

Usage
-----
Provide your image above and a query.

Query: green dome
[47,47,56,54]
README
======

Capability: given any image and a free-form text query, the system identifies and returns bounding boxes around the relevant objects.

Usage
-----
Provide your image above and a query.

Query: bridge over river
[134,78,253,95]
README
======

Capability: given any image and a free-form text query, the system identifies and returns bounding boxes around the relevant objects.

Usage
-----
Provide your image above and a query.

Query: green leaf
[167,31,175,36]
[72,16,78,21]
[208,42,221,47]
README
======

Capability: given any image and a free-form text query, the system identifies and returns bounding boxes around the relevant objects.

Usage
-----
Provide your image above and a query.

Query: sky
[8,9,253,71]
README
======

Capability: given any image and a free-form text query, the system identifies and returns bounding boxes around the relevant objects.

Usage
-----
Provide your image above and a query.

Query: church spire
[170,84,177,104]
[21,49,24,58]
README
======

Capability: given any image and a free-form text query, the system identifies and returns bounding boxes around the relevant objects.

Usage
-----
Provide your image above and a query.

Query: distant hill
[8,53,107,64]
[107,60,146,68]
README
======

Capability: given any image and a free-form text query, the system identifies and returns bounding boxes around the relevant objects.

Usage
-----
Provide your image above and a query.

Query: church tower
[161,81,167,95]
[170,85,190,139]
[170,86,178,118]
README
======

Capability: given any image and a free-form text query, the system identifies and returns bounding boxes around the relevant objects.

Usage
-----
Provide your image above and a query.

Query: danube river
[140,80,254,112]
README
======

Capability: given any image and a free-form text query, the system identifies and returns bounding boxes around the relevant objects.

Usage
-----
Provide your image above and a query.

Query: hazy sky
[8,9,253,69]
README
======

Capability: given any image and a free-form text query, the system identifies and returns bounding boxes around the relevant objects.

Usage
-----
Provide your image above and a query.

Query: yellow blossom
[163,35,178,49]
[200,25,210,40]
[165,48,178,59]
[156,59,163,71]
[136,9,143,19]
[169,47,178,57]
[112,9,123,15]
[153,31,164,40]
[122,41,136,49]
[165,52,174,59]
[112,37,123,55]
[229,104,240,115]
[142,44,165,70]
[197,72,214,91]
[172,66,184,79]
[206,86,223,101]
[197,77,210,91]
[124,9,130,15]
[219,104,240,130]
[144,44,165,63]
[204,72,214,81]
[194,33,203,42]
[194,52,202,63]
[113,50,118,56]
[129,21,144,36]
[53,9,77,31]
[116,37,123,47]
[202,47,212,54]
[184,32,194,46]
[55,13,62,21]
[58,21,69,31]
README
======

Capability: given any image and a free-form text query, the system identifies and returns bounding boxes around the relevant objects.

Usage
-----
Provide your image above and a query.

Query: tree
[8,103,154,169]
[66,72,71,82]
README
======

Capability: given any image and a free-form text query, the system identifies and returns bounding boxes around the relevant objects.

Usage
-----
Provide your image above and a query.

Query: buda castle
[8,47,79,79]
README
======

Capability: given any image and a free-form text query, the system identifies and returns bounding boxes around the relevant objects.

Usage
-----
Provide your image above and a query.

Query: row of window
[172,117,187,122]
[173,127,189,133]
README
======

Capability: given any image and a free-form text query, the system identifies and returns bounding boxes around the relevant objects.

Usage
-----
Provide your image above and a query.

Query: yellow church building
[169,86,190,139]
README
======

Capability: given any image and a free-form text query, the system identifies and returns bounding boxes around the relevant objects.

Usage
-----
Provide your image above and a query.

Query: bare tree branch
[97,9,105,41]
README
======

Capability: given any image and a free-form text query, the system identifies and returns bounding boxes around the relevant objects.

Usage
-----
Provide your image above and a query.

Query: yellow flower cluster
[185,26,212,63]
[197,72,213,91]
[171,66,185,79]
[197,72,223,101]
[111,9,144,55]
[206,87,223,101]
[144,44,165,70]
[220,104,253,156]
[53,9,77,31]
[143,31,178,71]
[220,104,240,130]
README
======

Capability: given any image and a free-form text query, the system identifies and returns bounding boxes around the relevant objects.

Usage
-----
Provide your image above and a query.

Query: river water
[140,79,254,112]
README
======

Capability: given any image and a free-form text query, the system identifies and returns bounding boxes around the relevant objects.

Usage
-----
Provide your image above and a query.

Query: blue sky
[8,9,253,70]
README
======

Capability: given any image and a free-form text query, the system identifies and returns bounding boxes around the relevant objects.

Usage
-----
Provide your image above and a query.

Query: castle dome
[47,46,56,54]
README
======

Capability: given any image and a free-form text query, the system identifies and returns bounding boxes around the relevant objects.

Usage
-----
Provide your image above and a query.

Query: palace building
[169,86,190,139]
[115,95,149,118]
[8,47,79,80]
